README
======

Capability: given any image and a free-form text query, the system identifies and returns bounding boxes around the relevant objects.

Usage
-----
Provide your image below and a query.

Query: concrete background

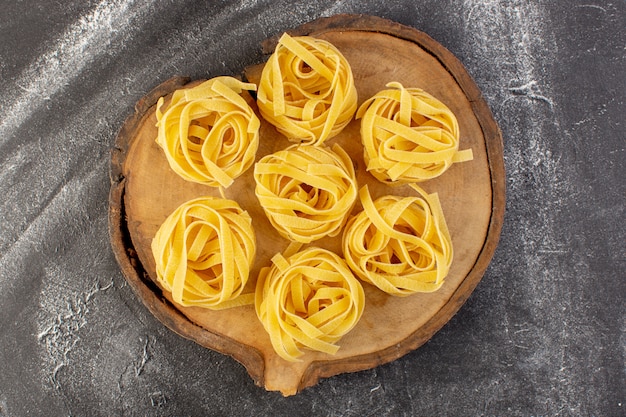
[0,0,623,415]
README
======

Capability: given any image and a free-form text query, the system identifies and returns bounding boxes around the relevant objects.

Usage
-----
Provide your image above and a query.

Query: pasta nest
[342,185,453,296]
[356,82,473,184]
[257,33,358,146]
[155,76,260,187]
[151,197,256,310]
[254,144,358,243]
[255,247,365,361]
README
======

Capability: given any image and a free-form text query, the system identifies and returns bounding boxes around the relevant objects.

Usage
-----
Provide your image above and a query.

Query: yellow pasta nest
[356,82,473,184]
[151,197,256,310]
[342,185,453,295]
[254,143,358,243]
[255,247,365,362]
[257,33,358,145]
[155,76,260,187]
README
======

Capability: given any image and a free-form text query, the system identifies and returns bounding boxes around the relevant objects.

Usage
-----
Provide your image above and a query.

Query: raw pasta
[155,76,260,187]
[151,197,256,310]
[253,143,358,243]
[342,185,453,295]
[255,247,365,362]
[257,33,357,145]
[357,82,473,184]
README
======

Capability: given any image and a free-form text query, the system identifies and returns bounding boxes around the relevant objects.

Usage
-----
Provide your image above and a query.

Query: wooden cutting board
[108,14,505,396]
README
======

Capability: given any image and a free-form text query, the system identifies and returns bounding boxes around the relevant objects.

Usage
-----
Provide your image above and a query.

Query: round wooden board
[109,14,505,396]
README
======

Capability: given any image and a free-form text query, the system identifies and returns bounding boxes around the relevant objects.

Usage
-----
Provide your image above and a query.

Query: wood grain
[109,14,504,396]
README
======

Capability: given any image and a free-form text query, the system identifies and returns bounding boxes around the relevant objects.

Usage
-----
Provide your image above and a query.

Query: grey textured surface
[0,0,624,416]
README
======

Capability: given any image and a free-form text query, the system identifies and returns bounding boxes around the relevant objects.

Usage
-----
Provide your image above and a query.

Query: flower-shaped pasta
[151,197,256,310]
[155,76,260,187]
[257,33,358,145]
[254,144,357,243]
[356,82,473,184]
[342,185,452,295]
[255,247,364,361]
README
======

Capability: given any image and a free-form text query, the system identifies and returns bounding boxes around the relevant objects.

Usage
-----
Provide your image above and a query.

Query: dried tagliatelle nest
[155,76,260,187]
[256,33,358,146]
[255,247,364,362]
[357,82,473,184]
[253,143,357,243]
[151,197,256,310]
[342,185,453,296]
